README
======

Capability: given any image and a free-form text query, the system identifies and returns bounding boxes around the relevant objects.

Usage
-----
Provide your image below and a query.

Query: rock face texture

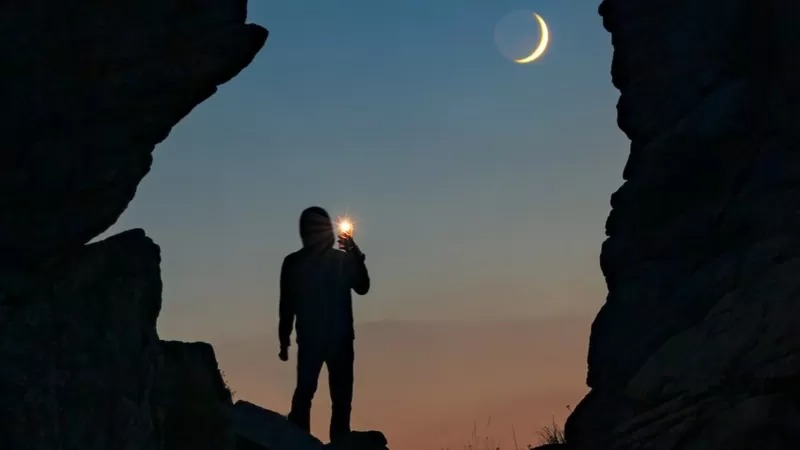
[160,341,237,450]
[0,231,245,450]
[233,401,325,450]
[0,1,266,449]
[565,0,800,449]
[0,230,163,450]
[0,0,267,263]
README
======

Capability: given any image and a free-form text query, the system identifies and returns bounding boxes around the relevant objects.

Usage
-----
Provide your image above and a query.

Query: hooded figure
[278,206,370,442]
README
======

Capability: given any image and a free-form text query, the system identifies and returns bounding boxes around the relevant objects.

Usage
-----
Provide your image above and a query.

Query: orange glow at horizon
[214,316,592,450]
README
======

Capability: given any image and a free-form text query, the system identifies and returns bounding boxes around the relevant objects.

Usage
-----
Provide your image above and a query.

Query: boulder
[160,341,237,450]
[232,400,323,450]
[0,230,249,450]
[565,0,800,449]
[232,401,390,450]
[324,431,389,450]
[0,230,163,450]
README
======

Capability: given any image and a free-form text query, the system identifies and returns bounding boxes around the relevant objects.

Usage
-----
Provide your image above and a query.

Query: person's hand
[339,233,364,261]
[337,233,356,252]
[279,346,289,362]
[338,234,365,259]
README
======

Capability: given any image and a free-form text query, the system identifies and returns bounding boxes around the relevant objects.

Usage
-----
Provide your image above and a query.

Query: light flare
[338,218,354,236]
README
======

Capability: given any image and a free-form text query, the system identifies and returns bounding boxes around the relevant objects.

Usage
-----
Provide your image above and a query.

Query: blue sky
[106,0,629,342]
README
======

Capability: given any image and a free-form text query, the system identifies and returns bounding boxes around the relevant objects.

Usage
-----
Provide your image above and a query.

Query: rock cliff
[565,0,800,449]
[0,1,266,449]
[0,0,266,264]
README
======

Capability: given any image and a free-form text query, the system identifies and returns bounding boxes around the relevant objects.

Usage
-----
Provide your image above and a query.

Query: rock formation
[232,401,390,450]
[160,341,237,450]
[0,1,266,449]
[0,0,266,264]
[565,0,800,449]
[0,230,164,450]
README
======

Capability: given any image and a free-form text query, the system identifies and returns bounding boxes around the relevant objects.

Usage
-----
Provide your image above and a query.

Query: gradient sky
[105,0,628,341]
[102,1,628,445]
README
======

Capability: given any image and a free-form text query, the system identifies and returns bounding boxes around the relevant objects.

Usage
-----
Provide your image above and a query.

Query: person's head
[299,206,335,250]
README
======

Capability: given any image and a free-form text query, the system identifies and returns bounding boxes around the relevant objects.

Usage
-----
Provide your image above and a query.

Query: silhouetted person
[278,206,370,442]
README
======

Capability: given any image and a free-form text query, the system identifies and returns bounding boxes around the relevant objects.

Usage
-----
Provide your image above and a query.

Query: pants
[287,341,354,442]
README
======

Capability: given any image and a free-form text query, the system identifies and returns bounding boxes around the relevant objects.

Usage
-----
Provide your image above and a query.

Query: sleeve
[278,256,295,348]
[349,252,370,296]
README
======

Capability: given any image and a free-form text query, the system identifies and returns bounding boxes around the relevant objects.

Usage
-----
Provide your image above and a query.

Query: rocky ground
[232,401,389,450]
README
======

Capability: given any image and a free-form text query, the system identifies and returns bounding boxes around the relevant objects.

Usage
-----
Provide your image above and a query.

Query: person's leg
[288,345,324,433]
[326,341,355,442]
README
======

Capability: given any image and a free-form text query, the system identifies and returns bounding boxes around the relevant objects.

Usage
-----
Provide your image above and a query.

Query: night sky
[103,1,628,445]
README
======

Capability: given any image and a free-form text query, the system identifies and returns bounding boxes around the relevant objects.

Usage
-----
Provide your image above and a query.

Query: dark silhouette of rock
[1,1,267,449]
[0,229,249,450]
[232,401,390,450]
[233,400,324,450]
[324,430,389,450]
[530,445,568,450]
[0,0,267,264]
[160,341,236,450]
[565,0,800,449]
[0,230,163,449]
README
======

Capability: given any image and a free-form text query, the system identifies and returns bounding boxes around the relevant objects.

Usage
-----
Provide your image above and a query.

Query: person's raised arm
[278,256,294,360]
[338,234,370,295]
[349,244,370,296]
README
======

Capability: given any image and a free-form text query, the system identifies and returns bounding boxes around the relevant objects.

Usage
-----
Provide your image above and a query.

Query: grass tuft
[449,405,571,450]
[535,415,566,446]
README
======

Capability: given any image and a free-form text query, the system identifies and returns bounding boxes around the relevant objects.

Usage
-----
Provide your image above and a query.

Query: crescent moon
[514,13,550,64]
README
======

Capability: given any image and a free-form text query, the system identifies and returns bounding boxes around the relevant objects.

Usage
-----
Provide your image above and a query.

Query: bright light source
[338,219,353,235]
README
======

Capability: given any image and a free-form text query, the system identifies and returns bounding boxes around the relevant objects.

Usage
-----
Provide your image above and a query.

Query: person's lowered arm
[278,256,295,360]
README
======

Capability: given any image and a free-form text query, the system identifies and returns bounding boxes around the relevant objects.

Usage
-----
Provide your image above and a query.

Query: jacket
[279,247,370,349]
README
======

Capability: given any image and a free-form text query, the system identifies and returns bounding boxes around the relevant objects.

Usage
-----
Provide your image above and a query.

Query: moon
[514,13,550,64]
